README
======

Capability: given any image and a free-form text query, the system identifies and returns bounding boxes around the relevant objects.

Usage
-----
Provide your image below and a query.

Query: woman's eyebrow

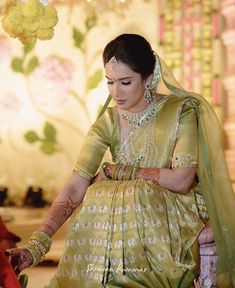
[105,76,133,81]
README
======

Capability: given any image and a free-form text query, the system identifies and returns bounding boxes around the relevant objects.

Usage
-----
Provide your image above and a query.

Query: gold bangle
[102,162,112,179]
[131,163,139,180]
[112,164,120,180]
[123,165,133,180]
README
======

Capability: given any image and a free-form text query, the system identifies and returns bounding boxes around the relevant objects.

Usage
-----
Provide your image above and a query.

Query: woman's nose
[111,83,120,98]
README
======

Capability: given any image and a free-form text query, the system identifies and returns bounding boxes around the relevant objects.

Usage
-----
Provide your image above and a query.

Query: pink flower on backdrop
[29,56,74,112]
[0,37,11,66]
[0,92,21,125]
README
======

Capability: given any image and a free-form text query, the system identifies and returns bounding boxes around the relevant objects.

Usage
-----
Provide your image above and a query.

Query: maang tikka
[109,56,118,64]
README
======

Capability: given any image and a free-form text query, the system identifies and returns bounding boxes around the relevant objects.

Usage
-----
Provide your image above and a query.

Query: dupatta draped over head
[99,53,235,287]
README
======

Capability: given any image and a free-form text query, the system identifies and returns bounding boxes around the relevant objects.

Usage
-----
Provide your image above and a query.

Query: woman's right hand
[4,248,33,275]
[91,172,104,184]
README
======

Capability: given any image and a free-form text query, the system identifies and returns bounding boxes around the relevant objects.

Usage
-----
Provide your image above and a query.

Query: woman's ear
[145,73,154,85]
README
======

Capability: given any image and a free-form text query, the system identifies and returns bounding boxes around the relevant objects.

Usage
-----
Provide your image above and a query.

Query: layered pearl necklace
[120,98,158,127]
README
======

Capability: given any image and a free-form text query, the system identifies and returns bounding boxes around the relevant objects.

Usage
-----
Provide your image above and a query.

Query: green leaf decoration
[73,27,85,49]
[86,69,103,91]
[41,141,55,155]
[85,14,97,31]
[19,274,28,288]
[43,122,57,142]
[25,56,39,75]
[24,122,58,155]
[24,131,39,143]
[23,43,35,55]
[11,58,24,73]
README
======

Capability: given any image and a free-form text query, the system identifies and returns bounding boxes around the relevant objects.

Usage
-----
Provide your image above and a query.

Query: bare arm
[103,164,196,195]
[5,173,90,274]
[137,166,196,194]
[6,109,111,272]
[136,101,198,194]
[39,172,90,237]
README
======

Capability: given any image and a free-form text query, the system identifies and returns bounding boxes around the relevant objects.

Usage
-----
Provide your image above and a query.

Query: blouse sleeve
[73,108,114,180]
[171,99,198,168]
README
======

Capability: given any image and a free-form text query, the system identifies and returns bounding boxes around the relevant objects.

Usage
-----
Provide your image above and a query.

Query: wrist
[136,167,143,180]
[23,230,52,266]
[113,164,139,180]
[136,167,160,184]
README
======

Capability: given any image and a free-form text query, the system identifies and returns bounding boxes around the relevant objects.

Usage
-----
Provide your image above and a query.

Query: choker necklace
[121,98,158,127]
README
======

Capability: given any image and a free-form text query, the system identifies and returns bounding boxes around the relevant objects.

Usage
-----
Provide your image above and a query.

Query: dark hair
[103,34,155,79]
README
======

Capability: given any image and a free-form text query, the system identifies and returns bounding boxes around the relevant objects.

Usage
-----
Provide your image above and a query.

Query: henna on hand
[103,163,161,184]
[39,195,79,237]
[136,167,160,184]
[5,248,33,275]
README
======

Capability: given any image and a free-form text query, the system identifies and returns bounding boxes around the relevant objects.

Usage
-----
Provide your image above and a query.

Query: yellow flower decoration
[1,0,58,45]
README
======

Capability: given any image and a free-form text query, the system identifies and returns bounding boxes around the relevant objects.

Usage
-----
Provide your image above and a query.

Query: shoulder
[165,94,198,105]
[158,95,199,122]
[94,107,116,125]
[88,107,116,139]
[163,94,199,112]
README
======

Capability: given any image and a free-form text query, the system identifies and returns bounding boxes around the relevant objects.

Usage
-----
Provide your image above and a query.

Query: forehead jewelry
[109,56,118,64]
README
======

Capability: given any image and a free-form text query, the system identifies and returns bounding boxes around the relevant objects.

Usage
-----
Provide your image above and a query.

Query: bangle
[123,165,133,180]
[131,163,139,180]
[23,230,52,266]
[117,165,124,180]
[24,244,41,266]
[121,165,128,180]
[102,162,112,179]
[112,164,121,180]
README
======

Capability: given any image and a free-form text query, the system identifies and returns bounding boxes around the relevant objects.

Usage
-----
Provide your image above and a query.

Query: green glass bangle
[30,231,52,251]
[23,230,52,266]
[24,244,41,266]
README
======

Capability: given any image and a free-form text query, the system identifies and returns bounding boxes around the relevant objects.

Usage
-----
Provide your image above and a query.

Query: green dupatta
[159,57,235,287]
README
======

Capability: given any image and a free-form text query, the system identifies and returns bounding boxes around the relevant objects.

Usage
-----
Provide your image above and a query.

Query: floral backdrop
[0,0,157,203]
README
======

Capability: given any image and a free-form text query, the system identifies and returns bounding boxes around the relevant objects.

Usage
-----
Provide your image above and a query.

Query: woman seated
[5,34,235,288]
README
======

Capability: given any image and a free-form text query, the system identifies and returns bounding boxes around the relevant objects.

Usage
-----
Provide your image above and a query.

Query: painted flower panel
[29,56,73,112]
[0,92,21,125]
